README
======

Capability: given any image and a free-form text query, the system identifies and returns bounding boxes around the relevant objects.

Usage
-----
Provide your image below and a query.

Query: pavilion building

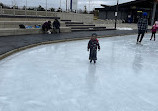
[95,0,158,25]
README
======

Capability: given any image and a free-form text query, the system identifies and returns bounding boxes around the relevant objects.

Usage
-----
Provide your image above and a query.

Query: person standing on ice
[136,12,148,44]
[87,33,100,63]
[150,23,157,41]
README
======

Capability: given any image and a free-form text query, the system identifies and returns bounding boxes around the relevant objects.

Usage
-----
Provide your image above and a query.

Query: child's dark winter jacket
[88,39,100,60]
[88,39,100,50]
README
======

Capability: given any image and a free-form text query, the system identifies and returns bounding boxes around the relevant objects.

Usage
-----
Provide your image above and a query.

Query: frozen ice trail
[0,34,158,111]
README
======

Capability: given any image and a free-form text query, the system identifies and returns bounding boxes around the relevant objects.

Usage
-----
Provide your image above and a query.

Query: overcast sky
[0,0,135,11]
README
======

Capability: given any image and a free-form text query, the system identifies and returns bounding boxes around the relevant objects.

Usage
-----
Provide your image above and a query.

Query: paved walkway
[0,30,138,58]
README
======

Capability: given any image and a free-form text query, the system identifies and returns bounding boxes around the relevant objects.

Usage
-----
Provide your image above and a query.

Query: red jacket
[151,25,157,33]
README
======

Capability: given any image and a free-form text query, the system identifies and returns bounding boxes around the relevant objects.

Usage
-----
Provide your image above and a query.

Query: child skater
[150,23,157,41]
[87,33,100,63]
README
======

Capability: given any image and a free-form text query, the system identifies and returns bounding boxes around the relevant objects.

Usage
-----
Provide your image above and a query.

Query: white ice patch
[117,27,133,30]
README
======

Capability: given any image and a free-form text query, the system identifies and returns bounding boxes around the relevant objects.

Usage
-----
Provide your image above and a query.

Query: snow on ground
[117,27,133,30]
[0,34,158,111]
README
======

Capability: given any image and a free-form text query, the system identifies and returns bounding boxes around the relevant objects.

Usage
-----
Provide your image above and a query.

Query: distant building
[95,0,158,24]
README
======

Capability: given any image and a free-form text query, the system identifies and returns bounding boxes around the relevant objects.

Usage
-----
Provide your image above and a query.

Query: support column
[66,0,67,12]
[35,8,37,16]
[151,1,157,25]
[46,0,47,17]
[25,7,27,16]
[115,0,119,29]
[0,6,2,15]
[25,0,27,16]
[13,6,15,16]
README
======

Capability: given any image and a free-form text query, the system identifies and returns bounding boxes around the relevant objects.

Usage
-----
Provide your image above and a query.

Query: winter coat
[137,17,148,31]
[151,25,157,33]
[42,22,52,30]
[88,39,100,50]
[53,20,60,29]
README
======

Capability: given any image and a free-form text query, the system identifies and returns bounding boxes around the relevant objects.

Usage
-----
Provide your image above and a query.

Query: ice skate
[138,41,142,44]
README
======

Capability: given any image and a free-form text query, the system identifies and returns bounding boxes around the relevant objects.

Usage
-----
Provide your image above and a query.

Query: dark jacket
[42,21,52,30]
[137,17,148,31]
[88,39,100,50]
[53,20,60,29]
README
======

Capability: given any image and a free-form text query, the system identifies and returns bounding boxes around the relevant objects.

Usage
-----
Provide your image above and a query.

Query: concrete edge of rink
[0,33,138,61]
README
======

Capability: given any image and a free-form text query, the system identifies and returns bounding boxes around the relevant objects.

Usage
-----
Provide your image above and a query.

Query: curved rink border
[0,32,138,61]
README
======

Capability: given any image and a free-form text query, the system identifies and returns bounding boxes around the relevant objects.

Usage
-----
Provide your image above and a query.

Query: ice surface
[0,34,158,111]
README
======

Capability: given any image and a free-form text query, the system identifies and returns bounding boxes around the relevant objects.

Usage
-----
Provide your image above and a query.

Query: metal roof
[101,0,154,8]
[96,0,155,11]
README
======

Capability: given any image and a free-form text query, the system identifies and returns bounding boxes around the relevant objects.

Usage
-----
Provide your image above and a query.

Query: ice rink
[0,34,158,111]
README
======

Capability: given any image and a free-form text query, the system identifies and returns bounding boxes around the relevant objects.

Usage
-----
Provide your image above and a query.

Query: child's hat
[142,12,147,16]
[92,33,97,37]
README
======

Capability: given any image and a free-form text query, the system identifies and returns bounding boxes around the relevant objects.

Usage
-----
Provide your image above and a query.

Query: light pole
[89,0,90,13]
[25,0,27,16]
[115,0,119,29]
[12,0,16,15]
[70,0,73,12]
[60,0,61,8]
[151,0,158,25]
[46,0,47,16]
[66,0,67,12]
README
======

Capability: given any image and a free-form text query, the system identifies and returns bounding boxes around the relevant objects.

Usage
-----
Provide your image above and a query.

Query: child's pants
[89,49,97,60]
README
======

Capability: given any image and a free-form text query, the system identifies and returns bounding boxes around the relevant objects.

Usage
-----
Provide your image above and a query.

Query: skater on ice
[150,23,157,41]
[87,33,100,63]
[136,12,148,44]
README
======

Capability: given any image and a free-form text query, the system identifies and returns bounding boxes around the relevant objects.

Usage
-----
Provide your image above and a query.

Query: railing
[0,7,94,24]
[0,7,57,17]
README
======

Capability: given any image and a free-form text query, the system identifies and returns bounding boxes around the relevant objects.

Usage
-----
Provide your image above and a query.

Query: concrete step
[66,24,95,27]
[71,26,107,29]
[65,22,83,24]
[71,27,108,32]
[61,20,71,22]
[71,29,104,32]
[0,27,71,36]
[71,26,95,29]
[0,15,59,21]
[0,21,66,28]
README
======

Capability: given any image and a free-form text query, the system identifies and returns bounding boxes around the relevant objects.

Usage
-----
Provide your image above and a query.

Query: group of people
[41,12,158,64]
[137,12,158,44]
[42,19,61,34]
[88,12,158,64]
